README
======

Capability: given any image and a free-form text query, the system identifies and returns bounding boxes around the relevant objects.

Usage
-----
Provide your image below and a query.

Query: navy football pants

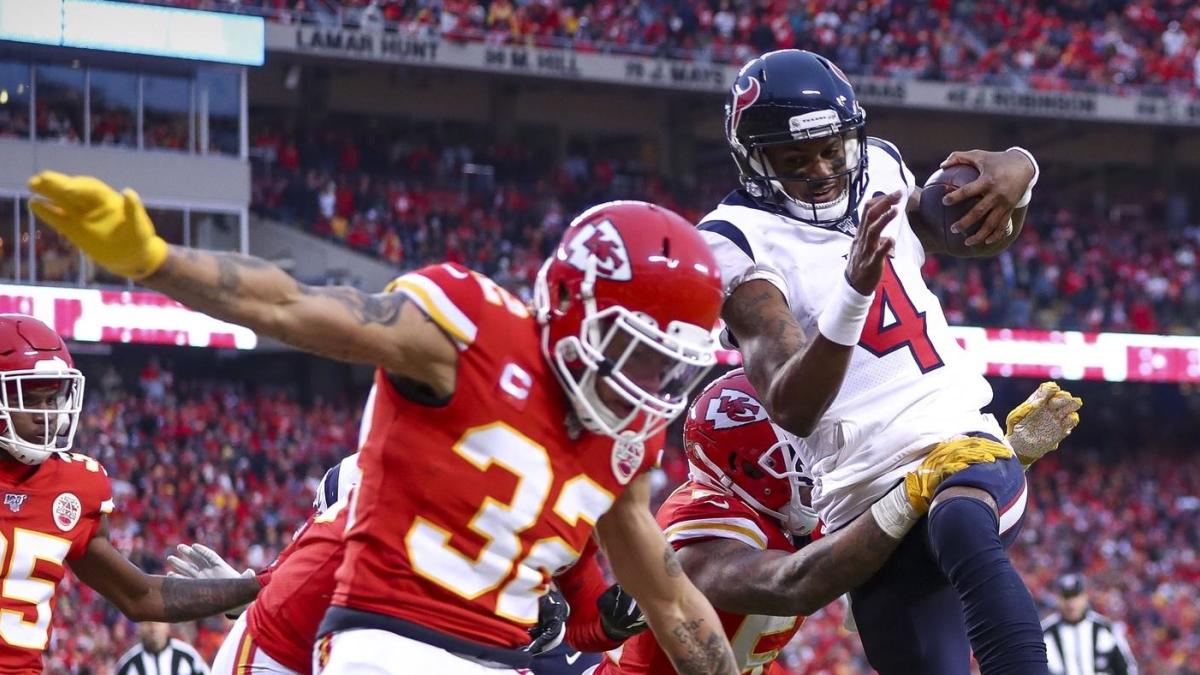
[850,453,1049,675]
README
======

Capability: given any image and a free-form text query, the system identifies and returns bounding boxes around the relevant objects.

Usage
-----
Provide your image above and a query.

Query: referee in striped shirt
[115,622,210,675]
[1042,574,1137,675]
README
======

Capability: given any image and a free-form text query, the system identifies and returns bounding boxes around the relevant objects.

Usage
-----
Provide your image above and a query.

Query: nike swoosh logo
[708,500,729,509]
[565,651,582,665]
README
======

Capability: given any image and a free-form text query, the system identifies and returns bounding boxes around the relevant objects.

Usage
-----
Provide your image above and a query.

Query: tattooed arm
[721,280,846,438]
[143,246,457,392]
[676,511,903,617]
[595,475,737,675]
[723,193,898,437]
[69,517,262,622]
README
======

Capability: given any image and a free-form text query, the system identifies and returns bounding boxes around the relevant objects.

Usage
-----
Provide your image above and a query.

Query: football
[919,163,985,256]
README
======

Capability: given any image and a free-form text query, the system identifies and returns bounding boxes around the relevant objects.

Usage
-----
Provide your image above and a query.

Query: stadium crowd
[120,0,1200,95]
[37,359,1200,674]
[248,116,1200,335]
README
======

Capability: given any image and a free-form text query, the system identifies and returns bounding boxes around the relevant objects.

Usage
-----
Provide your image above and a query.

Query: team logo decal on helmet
[726,77,761,152]
[564,219,632,282]
[705,389,769,430]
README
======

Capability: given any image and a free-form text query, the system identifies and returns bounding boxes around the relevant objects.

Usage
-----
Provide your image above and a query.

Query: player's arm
[27,172,456,390]
[68,518,262,622]
[908,148,1038,257]
[722,192,898,437]
[595,473,738,675]
[683,383,1080,616]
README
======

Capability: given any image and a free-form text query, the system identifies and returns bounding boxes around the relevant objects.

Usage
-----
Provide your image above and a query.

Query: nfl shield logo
[4,493,27,513]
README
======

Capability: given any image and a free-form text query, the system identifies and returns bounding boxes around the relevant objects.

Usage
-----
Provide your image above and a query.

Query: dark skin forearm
[722,281,853,437]
[69,519,261,622]
[677,511,903,617]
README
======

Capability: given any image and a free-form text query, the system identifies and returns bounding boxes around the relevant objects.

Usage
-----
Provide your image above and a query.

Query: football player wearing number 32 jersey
[27,171,743,675]
[706,49,1050,674]
[0,315,266,674]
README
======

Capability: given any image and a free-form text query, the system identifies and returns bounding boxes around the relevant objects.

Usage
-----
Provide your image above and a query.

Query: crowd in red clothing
[250,114,1200,335]
[37,359,1200,674]
[121,0,1200,95]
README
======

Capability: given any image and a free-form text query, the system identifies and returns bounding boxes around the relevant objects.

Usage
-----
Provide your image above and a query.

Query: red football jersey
[246,501,349,673]
[601,481,804,675]
[0,453,112,674]
[333,263,659,649]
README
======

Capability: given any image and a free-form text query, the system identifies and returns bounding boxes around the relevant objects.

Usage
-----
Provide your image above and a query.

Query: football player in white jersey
[701,49,1048,674]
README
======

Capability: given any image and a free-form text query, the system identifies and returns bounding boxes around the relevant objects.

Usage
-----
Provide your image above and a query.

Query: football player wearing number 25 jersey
[707,49,1049,673]
[0,315,266,674]
[28,171,742,675]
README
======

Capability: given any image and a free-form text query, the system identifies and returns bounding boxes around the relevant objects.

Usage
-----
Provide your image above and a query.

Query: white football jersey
[700,138,1005,529]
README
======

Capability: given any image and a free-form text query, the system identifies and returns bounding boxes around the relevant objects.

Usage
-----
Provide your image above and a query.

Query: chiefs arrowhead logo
[565,219,632,281]
[705,388,769,430]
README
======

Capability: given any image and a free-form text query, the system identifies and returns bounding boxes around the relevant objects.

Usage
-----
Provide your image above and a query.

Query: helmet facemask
[757,431,819,537]
[536,257,717,446]
[747,126,868,228]
[0,364,85,465]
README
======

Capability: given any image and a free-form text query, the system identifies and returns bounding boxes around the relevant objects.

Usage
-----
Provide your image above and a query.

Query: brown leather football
[919,164,983,256]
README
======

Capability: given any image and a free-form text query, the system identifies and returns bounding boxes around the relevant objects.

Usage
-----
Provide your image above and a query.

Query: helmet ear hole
[555,281,571,313]
[661,237,671,258]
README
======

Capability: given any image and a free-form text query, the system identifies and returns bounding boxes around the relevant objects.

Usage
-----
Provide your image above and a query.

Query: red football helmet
[534,201,723,446]
[683,368,818,536]
[0,315,85,465]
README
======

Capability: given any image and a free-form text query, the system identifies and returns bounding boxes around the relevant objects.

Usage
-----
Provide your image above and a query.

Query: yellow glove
[28,171,168,280]
[904,436,1013,514]
[871,436,1013,539]
[1005,381,1082,466]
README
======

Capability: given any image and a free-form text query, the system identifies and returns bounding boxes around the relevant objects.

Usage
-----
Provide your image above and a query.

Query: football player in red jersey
[0,314,274,674]
[555,370,1080,674]
[173,454,364,675]
[29,172,742,674]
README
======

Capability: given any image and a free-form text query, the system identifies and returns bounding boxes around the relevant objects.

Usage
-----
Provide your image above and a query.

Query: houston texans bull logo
[564,219,632,281]
[705,388,769,430]
[726,76,761,149]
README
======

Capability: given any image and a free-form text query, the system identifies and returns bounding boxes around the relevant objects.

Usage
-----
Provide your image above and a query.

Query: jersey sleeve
[659,488,772,552]
[384,263,487,350]
[63,453,114,560]
[698,222,790,304]
[557,541,623,652]
[867,137,925,265]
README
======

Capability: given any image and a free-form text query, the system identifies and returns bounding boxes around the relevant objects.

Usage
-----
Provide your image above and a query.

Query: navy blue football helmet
[725,49,869,227]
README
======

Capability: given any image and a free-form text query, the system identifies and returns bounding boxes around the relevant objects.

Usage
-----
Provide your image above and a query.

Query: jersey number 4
[858,259,944,373]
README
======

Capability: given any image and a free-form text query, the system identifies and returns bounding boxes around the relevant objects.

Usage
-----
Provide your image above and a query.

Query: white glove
[1005,382,1082,467]
[168,543,252,580]
[166,543,256,618]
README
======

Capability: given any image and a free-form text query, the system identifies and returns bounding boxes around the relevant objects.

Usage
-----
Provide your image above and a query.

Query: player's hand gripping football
[27,171,168,280]
[939,149,1037,246]
[845,190,901,295]
[1005,381,1082,466]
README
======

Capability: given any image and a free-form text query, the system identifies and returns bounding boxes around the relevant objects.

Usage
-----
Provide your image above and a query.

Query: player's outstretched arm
[595,474,738,675]
[723,192,899,437]
[27,172,456,390]
[68,519,261,622]
[681,438,1015,617]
